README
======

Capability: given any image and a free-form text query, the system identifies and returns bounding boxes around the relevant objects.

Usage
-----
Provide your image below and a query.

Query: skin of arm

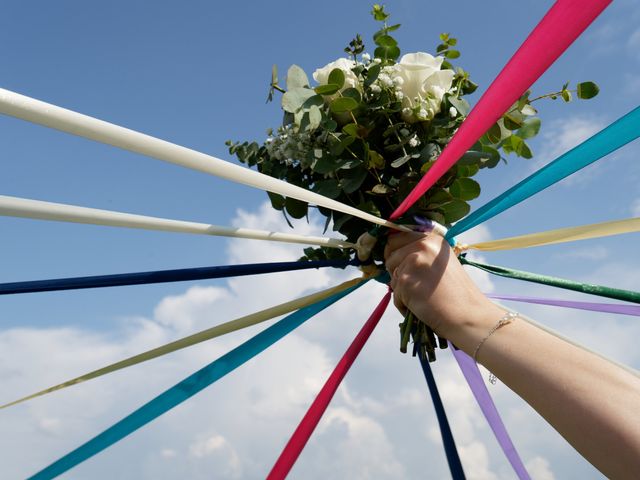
[384,232,640,479]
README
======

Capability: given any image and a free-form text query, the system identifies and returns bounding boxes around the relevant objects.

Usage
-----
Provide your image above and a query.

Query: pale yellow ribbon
[457,217,640,252]
[0,277,364,409]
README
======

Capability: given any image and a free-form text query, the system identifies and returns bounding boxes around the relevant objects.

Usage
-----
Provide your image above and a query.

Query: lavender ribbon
[487,294,640,317]
[451,346,531,480]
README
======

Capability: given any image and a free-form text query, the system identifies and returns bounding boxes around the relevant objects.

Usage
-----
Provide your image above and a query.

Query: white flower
[394,52,455,123]
[449,106,458,117]
[362,53,371,62]
[370,84,381,93]
[396,90,404,100]
[313,58,360,92]
[408,137,419,147]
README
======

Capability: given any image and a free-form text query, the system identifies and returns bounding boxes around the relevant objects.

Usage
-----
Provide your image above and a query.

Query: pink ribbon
[391,0,612,219]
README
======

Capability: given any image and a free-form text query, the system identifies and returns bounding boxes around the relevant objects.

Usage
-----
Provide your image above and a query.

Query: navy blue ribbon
[0,259,356,295]
[419,355,466,479]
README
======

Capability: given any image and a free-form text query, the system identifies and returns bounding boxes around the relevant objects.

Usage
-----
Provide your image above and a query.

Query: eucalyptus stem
[400,311,414,353]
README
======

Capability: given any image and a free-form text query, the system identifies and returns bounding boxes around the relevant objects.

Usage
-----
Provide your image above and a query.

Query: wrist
[445,301,508,357]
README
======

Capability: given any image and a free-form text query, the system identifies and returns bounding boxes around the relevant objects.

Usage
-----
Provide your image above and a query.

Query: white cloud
[526,456,555,480]
[0,201,627,479]
[631,198,640,216]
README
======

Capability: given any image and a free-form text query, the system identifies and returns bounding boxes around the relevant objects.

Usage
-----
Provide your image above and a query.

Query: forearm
[450,306,640,479]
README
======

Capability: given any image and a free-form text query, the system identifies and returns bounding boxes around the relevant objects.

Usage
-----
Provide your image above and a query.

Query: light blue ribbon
[447,105,640,241]
[29,280,366,479]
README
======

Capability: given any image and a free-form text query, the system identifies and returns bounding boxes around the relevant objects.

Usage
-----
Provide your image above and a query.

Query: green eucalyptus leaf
[330,96,359,113]
[315,84,340,95]
[444,49,460,59]
[343,123,359,137]
[391,154,412,168]
[286,65,309,90]
[486,123,502,143]
[313,179,341,199]
[328,68,346,89]
[374,45,401,62]
[449,178,481,200]
[517,117,541,139]
[285,196,308,219]
[364,63,381,87]
[368,149,385,169]
[357,200,381,217]
[503,113,523,130]
[340,168,368,193]
[448,96,470,116]
[561,89,572,102]
[375,34,398,47]
[577,81,599,99]
[370,183,393,195]
[282,87,316,113]
[440,199,470,223]
[267,192,285,210]
[308,105,322,131]
[342,88,362,102]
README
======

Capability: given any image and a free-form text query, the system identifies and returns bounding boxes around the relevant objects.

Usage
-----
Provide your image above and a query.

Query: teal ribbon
[29,280,366,479]
[461,257,640,304]
[447,106,640,241]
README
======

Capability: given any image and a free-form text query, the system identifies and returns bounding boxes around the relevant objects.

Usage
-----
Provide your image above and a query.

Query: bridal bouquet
[226,5,598,357]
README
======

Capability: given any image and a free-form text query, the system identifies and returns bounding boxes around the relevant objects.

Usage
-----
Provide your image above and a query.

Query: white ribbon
[0,88,409,232]
[0,195,355,249]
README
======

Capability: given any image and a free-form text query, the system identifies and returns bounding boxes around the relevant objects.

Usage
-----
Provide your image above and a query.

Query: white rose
[395,52,455,123]
[312,58,360,92]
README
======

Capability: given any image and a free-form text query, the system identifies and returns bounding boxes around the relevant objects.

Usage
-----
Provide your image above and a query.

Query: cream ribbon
[0,88,409,232]
[458,217,640,252]
[0,195,355,249]
[0,277,364,409]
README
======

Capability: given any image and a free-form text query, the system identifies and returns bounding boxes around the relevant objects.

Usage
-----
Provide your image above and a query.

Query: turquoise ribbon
[447,105,640,241]
[29,280,366,479]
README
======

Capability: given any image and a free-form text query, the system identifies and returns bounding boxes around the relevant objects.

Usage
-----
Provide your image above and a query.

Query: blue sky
[1,1,639,478]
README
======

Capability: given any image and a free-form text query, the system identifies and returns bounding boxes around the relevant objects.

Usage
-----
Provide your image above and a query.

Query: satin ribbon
[487,294,640,317]
[0,194,356,249]
[267,291,391,479]
[462,257,640,304]
[391,0,612,219]
[0,89,407,232]
[460,217,640,252]
[447,105,640,240]
[28,279,367,480]
[0,278,363,410]
[451,347,531,480]
[419,355,466,479]
[0,259,356,296]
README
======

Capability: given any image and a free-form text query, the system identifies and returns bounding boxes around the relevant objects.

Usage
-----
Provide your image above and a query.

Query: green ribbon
[460,256,640,304]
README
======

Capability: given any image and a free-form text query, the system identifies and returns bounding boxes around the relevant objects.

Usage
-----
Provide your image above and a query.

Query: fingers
[384,231,426,257]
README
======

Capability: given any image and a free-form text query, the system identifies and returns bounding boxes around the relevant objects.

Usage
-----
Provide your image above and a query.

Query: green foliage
[226,5,601,265]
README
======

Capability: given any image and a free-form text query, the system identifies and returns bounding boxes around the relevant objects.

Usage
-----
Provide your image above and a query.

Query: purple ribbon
[451,346,531,480]
[487,294,640,317]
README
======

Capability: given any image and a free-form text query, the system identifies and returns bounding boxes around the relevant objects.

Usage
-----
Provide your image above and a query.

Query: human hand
[384,232,501,348]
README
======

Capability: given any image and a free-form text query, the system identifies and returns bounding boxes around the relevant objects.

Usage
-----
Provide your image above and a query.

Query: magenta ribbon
[451,346,531,480]
[391,0,612,219]
[487,294,640,317]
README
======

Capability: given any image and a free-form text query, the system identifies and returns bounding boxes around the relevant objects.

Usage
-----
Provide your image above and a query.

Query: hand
[384,232,500,346]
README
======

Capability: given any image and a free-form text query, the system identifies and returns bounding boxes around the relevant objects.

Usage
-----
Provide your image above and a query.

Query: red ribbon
[267,290,392,479]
